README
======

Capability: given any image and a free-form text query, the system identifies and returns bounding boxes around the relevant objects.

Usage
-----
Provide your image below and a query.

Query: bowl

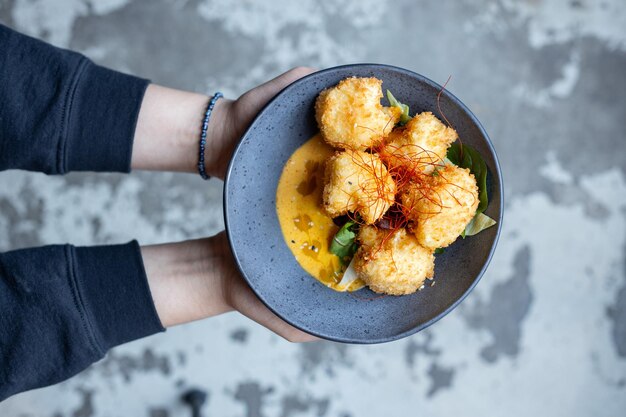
[224,64,503,344]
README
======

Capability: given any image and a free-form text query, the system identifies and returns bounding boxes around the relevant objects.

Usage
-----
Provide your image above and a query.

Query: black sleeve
[0,23,149,174]
[0,26,164,400]
[0,242,165,400]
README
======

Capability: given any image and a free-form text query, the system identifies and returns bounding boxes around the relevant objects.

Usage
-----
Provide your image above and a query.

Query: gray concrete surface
[1,0,625,416]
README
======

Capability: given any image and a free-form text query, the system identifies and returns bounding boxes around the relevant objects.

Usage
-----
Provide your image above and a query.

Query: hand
[131,67,316,178]
[141,233,317,343]
[212,232,317,343]
[206,66,316,178]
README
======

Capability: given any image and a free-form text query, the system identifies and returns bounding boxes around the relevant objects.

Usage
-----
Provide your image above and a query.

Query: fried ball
[354,226,435,295]
[323,150,395,225]
[380,112,458,174]
[402,165,479,250]
[315,77,401,150]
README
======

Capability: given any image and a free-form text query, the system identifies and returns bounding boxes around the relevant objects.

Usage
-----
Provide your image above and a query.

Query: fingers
[219,249,317,342]
[261,66,317,95]
[214,231,317,342]
[229,273,318,343]
[240,66,316,109]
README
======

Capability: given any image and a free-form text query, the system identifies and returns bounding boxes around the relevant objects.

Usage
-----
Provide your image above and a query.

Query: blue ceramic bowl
[224,64,503,344]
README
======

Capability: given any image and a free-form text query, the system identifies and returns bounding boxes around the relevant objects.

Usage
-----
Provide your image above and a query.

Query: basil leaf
[386,90,412,125]
[464,212,497,236]
[330,221,359,264]
[446,144,462,166]
[447,142,496,237]
[446,142,488,214]
[434,248,445,254]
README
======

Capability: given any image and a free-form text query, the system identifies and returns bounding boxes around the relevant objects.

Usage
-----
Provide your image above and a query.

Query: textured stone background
[1,0,625,416]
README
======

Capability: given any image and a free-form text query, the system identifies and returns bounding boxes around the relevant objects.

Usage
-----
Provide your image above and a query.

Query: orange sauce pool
[276,134,365,292]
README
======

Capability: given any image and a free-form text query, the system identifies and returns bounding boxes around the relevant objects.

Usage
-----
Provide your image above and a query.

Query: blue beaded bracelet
[198,91,224,180]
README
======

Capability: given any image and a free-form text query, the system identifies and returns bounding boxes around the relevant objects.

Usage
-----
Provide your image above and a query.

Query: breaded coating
[315,77,401,150]
[380,112,458,174]
[402,165,479,250]
[354,226,435,295]
[323,150,395,225]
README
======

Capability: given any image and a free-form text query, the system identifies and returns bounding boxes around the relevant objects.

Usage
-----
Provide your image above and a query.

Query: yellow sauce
[276,134,365,292]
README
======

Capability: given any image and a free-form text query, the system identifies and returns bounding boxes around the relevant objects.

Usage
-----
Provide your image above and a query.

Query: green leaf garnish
[386,90,412,125]
[434,247,445,254]
[446,142,496,236]
[446,142,488,214]
[464,212,497,236]
[330,221,359,265]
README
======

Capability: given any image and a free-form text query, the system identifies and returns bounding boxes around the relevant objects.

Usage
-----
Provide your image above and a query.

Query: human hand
[141,233,317,343]
[206,66,316,178]
[211,232,317,343]
[131,67,316,178]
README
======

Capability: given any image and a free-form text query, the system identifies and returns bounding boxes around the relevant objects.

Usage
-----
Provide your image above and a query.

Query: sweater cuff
[64,61,149,173]
[73,241,164,351]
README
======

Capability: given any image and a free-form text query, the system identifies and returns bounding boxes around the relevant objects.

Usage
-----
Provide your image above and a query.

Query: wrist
[202,97,236,179]
[141,237,234,327]
[132,85,236,177]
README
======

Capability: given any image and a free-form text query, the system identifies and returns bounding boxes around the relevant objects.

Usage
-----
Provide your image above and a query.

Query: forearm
[131,85,235,179]
[140,232,316,342]
[130,67,316,179]
[0,24,229,177]
[140,236,234,327]
[0,235,238,399]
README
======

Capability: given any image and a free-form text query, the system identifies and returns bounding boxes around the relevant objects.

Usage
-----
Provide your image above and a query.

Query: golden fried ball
[402,165,479,250]
[323,150,395,225]
[380,112,458,174]
[353,226,435,295]
[315,77,401,150]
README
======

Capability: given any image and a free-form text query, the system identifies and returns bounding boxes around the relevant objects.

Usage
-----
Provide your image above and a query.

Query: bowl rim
[223,63,504,344]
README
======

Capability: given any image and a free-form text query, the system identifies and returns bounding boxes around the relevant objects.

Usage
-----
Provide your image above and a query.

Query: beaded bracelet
[198,91,224,180]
